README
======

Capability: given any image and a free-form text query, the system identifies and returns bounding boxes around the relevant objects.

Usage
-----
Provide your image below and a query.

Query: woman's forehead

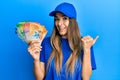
[55,12,66,17]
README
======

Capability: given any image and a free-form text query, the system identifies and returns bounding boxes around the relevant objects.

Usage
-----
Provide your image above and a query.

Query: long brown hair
[46,18,82,75]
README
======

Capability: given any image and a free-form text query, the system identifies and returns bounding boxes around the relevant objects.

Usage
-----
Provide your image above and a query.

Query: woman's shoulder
[43,36,50,43]
[41,36,51,46]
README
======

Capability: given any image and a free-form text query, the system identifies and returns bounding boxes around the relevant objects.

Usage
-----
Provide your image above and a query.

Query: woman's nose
[58,19,63,26]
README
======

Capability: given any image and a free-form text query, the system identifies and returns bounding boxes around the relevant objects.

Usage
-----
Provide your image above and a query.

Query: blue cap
[49,2,77,19]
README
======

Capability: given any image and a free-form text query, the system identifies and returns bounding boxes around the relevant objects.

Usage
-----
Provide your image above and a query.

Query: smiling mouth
[59,27,65,31]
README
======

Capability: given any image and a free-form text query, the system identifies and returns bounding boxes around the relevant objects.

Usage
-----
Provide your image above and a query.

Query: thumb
[93,36,99,45]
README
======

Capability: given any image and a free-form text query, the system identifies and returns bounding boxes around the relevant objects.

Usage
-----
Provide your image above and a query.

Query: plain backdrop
[0,0,120,80]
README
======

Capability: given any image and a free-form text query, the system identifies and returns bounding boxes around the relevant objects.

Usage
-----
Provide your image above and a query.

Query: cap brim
[49,11,65,16]
[49,11,58,16]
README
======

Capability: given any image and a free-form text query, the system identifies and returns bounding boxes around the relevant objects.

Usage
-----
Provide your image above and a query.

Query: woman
[28,2,99,80]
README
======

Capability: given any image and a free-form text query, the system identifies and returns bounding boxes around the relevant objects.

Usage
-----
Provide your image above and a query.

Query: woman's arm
[28,41,45,80]
[81,35,99,80]
[82,48,92,80]
[34,61,45,80]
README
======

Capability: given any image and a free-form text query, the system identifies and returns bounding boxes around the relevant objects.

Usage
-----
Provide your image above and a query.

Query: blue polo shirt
[40,37,96,80]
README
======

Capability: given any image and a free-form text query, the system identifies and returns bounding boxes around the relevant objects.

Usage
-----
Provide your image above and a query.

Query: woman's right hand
[28,40,42,61]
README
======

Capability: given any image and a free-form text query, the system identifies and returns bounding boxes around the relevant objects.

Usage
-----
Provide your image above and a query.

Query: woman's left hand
[81,35,99,49]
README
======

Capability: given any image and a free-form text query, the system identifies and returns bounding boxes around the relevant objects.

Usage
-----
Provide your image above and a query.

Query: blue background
[0,0,120,80]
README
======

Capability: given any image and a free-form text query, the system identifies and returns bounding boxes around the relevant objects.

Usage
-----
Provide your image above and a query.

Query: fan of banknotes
[16,21,48,44]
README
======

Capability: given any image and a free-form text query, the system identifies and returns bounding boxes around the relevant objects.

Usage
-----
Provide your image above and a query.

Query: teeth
[60,28,64,31]
[59,27,65,30]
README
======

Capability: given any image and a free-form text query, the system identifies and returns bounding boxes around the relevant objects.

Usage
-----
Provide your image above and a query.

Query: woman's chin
[59,33,67,38]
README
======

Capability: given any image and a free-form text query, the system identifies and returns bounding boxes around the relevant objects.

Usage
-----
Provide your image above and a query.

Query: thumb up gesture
[81,35,99,49]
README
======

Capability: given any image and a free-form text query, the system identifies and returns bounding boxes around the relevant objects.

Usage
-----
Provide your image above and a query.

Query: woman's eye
[63,17,68,20]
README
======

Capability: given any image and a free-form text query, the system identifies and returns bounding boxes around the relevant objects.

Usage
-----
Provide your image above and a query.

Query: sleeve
[39,39,45,63]
[81,46,97,70]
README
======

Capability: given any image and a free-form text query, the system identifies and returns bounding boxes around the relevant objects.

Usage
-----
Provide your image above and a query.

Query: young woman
[28,2,99,80]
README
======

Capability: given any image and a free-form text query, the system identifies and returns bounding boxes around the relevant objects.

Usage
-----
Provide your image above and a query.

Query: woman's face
[55,12,69,38]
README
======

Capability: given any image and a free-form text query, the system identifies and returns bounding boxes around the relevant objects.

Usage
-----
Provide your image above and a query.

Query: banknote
[16,22,48,44]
